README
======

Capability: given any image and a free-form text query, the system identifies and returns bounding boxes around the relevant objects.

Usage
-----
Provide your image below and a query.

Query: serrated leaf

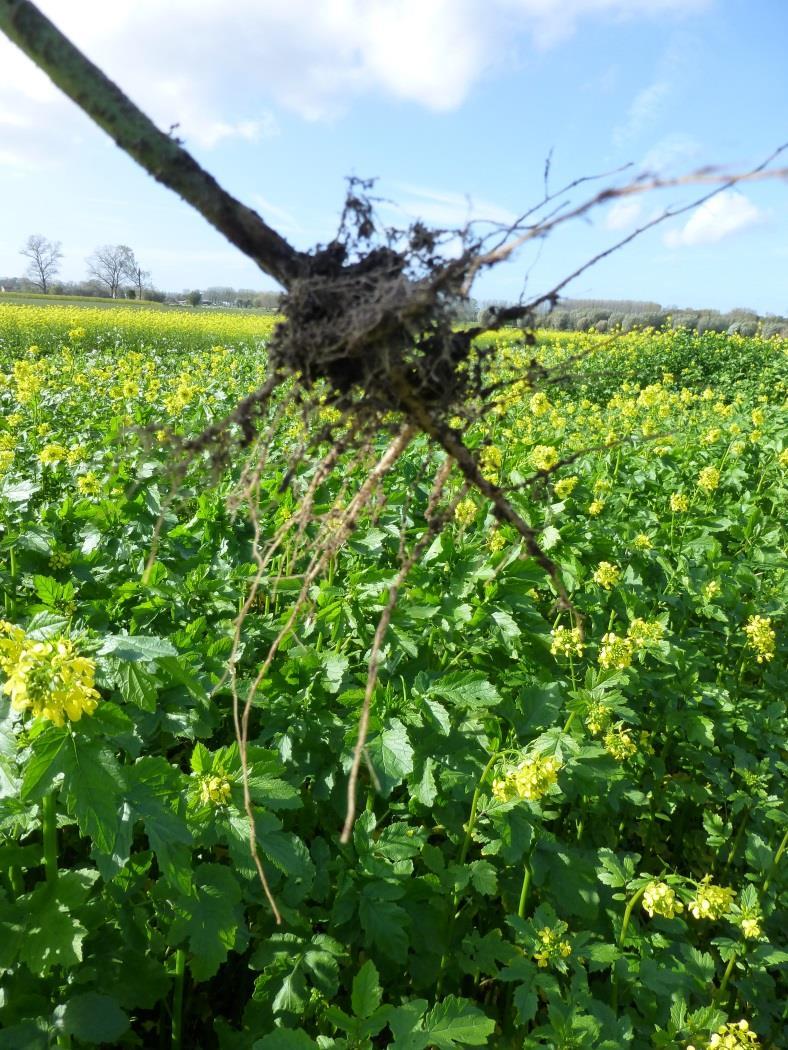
[420,996,496,1047]
[97,633,177,662]
[62,744,123,855]
[19,895,86,975]
[429,672,501,709]
[359,892,409,962]
[469,860,498,896]
[114,661,159,710]
[169,864,243,981]
[20,726,72,801]
[352,960,382,1019]
[366,718,414,796]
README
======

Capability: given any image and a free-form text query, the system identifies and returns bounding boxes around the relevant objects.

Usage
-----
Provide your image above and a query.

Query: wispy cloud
[640,133,702,172]
[385,183,517,229]
[604,198,644,231]
[614,80,672,145]
[663,190,763,248]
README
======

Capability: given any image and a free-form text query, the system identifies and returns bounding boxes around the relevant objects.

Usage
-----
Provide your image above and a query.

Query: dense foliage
[0,305,785,1048]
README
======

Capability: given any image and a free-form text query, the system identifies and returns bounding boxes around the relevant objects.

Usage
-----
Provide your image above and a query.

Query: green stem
[171,948,186,1050]
[457,751,501,867]
[562,710,576,734]
[612,885,646,1013]
[517,862,532,920]
[42,791,58,884]
[437,749,506,994]
[762,827,788,894]
[716,948,738,1000]
[618,885,646,948]
[721,808,749,876]
[7,865,24,895]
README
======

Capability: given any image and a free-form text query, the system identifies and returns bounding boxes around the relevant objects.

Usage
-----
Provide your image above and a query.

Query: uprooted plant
[2,0,785,919]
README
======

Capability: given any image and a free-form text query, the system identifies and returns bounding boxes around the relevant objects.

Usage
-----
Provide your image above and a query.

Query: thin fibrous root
[340,456,463,842]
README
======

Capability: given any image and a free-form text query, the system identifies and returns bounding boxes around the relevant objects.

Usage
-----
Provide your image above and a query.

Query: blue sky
[1,0,786,312]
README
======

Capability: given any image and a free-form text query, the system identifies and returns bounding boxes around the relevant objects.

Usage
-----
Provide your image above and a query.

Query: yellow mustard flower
[743,615,776,663]
[592,562,620,590]
[197,774,232,807]
[0,624,99,727]
[492,754,561,804]
[642,880,683,919]
[688,876,735,920]
[598,633,634,670]
[533,925,572,969]
[550,625,584,659]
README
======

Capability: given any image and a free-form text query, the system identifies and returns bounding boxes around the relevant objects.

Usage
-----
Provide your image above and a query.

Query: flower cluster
[627,618,664,648]
[554,475,578,499]
[197,773,232,807]
[697,465,721,493]
[642,881,683,919]
[687,1020,761,1050]
[550,625,584,658]
[454,498,477,527]
[585,700,612,736]
[0,622,99,726]
[533,925,572,968]
[598,633,634,670]
[670,492,690,513]
[530,444,559,472]
[743,615,775,663]
[632,533,652,551]
[688,876,735,920]
[603,722,637,760]
[492,754,561,803]
[592,561,620,590]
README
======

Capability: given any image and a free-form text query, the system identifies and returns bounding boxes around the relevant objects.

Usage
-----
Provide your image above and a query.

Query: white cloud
[0,0,712,143]
[604,198,643,230]
[663,190,763,248]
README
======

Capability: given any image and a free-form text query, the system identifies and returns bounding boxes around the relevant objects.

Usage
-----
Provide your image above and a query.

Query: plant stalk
[42,791,58,884]
[171,947,186,1050]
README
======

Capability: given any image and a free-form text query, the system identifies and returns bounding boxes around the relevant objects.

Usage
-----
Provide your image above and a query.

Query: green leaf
[62,743,123,855]
[252,1031,318,1049]
[20,726,72,801]
[359,891,409,962]
[97,633,177,662]
[366,718,414,796]
[352,960,382,1019]
[272,970,308,1015]
[114,661,159,711]
[25,612,71,640]
[169,864,243,981]
[0,1021,49,1050]
[469,860,498,896]
[19,890,87,975]
[429,672,501,710]
[420,996,496,1047]
[55,993,129,1044]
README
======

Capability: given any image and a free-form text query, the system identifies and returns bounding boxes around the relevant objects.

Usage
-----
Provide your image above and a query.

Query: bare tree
[132,264,150,300]
[20,234,62,293]
[86,243,136,298]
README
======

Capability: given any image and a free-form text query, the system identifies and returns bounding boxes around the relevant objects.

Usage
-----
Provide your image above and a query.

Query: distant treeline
[493,298,788,338]
[0,276,282,311]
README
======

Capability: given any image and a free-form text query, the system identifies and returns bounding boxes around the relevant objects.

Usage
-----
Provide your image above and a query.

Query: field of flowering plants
[0,304,785,1049]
